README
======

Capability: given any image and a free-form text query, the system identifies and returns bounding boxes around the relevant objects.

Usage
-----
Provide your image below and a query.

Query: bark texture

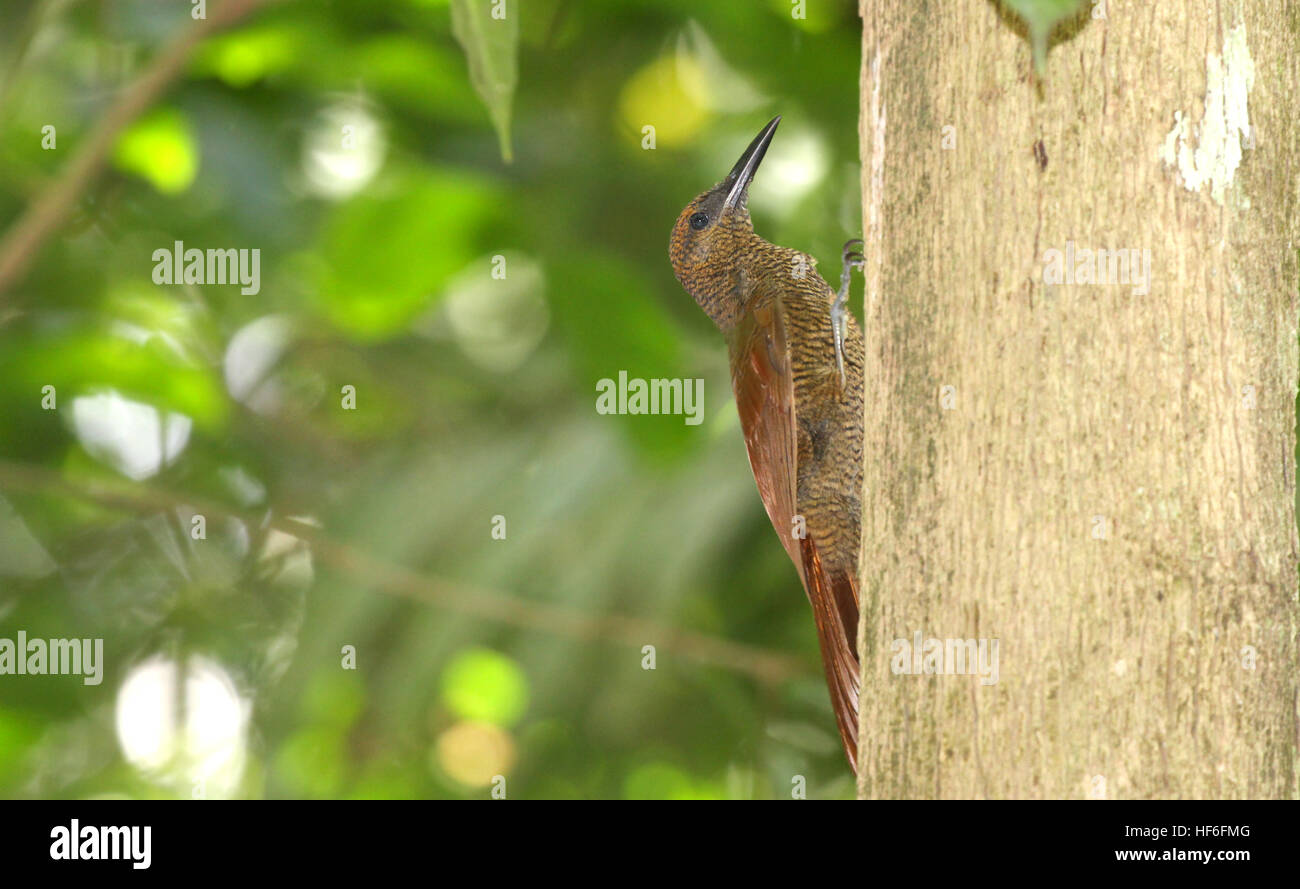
[855,0,1299,799]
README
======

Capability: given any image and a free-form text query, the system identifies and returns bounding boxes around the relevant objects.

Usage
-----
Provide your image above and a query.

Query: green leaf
[450,0,519,162]
[314,170,496,341]
[190,23,301,87]
[0,327,228,431]
[1000,0,1086,74]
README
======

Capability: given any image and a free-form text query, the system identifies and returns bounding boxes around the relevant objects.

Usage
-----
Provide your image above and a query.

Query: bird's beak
[722,116,780,210]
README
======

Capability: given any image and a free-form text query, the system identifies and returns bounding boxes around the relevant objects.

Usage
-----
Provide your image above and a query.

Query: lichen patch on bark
[1158,23,1256,205]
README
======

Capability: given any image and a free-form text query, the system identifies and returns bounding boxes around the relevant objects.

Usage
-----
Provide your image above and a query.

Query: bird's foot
[833,239,865,393]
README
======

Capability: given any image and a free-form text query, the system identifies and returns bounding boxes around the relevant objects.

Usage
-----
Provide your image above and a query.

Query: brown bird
[669,116,865,771]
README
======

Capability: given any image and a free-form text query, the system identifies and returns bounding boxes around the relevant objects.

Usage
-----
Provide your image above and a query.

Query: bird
[669,116,865,772]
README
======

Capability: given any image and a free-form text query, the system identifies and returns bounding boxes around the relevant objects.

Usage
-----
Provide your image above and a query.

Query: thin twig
[0,0,277,299]
[0,459,806,685]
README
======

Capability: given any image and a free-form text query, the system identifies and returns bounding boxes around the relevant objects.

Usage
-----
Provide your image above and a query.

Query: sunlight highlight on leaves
[112,108,199,194]
[439,647,528,727]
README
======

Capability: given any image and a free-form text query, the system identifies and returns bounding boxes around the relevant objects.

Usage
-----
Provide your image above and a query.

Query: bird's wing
[729,299,802,573]
[729,293,860,772]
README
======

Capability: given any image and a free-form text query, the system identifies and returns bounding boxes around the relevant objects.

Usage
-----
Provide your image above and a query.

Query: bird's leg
[833,238,864,392]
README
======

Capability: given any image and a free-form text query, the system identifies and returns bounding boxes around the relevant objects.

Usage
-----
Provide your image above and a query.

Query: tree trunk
[855,0,1299,799]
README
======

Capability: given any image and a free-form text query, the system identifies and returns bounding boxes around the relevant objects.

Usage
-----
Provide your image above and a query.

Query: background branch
[0,0,276,299]
[0,459,807,686]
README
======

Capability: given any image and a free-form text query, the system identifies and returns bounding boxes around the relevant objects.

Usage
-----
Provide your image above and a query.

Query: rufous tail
[799,537,861,773]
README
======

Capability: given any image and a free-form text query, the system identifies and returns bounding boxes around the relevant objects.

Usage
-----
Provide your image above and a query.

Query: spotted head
[669,116,780,331]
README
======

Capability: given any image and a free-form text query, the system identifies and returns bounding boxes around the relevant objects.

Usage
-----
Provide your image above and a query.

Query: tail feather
[799,537,861,773]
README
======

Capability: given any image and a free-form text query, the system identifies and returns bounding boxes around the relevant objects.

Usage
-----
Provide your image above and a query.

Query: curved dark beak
[722,116,780,210]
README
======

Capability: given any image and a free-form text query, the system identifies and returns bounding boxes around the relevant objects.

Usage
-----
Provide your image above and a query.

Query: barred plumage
[669,117,865,772]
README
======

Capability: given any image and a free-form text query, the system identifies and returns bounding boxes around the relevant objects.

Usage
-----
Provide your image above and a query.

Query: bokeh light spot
[302,101,386,199]
[433,721,515,787]
[70,390,192,481]
[114,655,248,798]
[441,253,548,373]
[439,647,528,727]
[619,54,709,148]
[112,108,198,194]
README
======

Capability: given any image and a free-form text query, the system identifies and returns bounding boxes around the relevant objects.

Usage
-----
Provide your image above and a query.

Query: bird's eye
[689,212,710,230]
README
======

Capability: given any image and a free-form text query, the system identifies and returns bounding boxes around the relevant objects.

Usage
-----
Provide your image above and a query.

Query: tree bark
[855,0,1299,799]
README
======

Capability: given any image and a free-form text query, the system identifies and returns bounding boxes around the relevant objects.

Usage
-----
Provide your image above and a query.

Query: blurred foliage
[0,0,864,799]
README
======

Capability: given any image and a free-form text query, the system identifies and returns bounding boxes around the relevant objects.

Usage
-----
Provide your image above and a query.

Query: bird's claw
[833,239,865,394]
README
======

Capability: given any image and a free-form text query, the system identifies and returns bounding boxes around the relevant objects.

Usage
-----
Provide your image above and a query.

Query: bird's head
[669,116,780,331]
